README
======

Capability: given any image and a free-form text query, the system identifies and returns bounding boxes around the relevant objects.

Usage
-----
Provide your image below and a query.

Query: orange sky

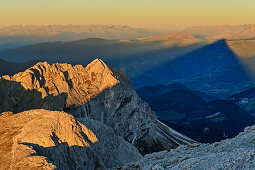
[1,0,255,30]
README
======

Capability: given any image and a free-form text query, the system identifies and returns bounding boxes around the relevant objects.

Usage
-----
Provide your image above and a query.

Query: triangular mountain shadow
[132,39,246,88]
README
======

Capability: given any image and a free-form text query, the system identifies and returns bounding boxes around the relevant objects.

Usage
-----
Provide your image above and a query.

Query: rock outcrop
[0,59,197,155]
[0,109,142,169]
[66,66,198,155]
[117,125,255,169]
[0,59,119,113]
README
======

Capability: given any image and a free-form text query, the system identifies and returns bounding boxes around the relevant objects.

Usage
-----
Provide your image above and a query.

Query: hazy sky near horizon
[1,0,255,30]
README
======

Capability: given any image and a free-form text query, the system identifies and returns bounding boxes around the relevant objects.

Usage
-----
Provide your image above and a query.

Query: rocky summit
[0,59,197,169]
[0,59,119,113]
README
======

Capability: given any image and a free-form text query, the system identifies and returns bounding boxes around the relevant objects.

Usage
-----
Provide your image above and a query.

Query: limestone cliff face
[0,59,119,113]
[0,109,142,170]
[65,67,197,155]
[68,74,197,154]
[0,59,196,156]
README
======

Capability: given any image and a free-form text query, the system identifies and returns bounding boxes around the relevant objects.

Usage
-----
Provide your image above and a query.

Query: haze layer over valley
[1,24,255,98]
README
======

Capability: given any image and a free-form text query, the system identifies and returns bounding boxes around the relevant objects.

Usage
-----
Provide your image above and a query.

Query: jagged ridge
[0,59,197,156]
[0,59,119,113]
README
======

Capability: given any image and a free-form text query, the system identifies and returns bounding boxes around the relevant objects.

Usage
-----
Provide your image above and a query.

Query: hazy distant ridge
[0,24,159,43]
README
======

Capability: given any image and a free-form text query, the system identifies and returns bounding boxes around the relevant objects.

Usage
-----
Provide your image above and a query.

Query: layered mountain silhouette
[1,36,254,98]
[0,33,204,63]
[0,24,157,43]
[137,83,255,143]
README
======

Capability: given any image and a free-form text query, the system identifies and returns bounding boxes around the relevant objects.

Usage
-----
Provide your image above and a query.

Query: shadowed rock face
[0,109,142,170]
[66,67,198,155]
[0,59,197,156]
[0,79,68,113]
[69,80,198,154]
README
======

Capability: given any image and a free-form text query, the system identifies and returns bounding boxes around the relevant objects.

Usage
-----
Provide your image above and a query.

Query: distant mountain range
[0,33,204,62]
[184,24,255,40]
[0,25,159,43]
[1,25,255,97]
[2,24,255,43]
[137,32,201,46]
[0,33,206,84]
[0,37,254,97]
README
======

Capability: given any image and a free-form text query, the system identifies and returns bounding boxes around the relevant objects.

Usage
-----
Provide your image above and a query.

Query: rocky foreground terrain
[116,124,255,169]
[0,110,142,169]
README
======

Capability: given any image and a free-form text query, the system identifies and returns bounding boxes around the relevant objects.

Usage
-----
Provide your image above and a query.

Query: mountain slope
[0,109,142,169]
[228,87,255,116]
[0,59,197,155]
[136,83,255,143]
[117,124,255,169]
[163,99,255,143]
